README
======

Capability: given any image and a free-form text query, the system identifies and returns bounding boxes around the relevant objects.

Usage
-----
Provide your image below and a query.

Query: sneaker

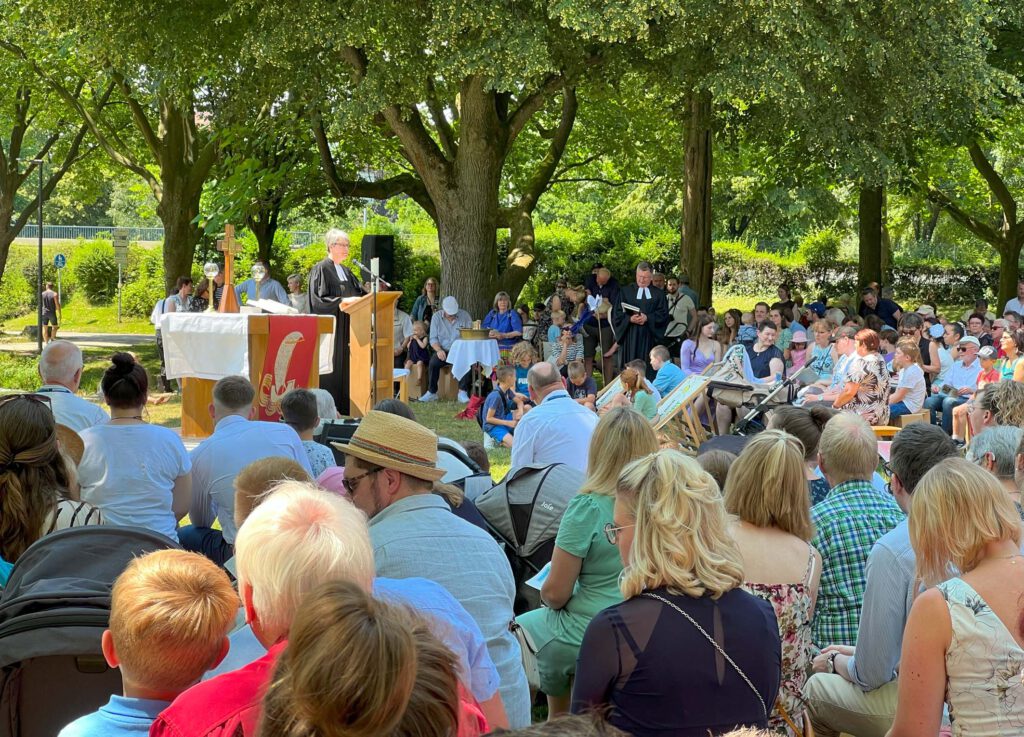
[457,391,470,404]
[418,391,438,403]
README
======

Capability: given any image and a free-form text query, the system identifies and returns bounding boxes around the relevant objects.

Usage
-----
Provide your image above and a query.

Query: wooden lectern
[180,314,334,438]
[342,291,399,417]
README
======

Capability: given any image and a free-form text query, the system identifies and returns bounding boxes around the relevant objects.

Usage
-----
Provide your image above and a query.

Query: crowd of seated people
[10,271,1024,737]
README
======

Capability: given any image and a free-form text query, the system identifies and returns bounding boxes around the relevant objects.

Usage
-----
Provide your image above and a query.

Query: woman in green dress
[515,406,659,718]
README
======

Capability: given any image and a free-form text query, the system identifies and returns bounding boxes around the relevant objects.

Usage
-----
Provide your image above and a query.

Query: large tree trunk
[246,197,282,268]
[858,185,884,288]
[435,192,500,319]
[997,231,1023,310]
[0,199,16,288]
[682,89,713,307]
[157,172,202,292]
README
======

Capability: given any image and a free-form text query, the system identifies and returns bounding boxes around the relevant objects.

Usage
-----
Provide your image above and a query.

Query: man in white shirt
[510,361,598,474]
[182,375,312,564]
[1004,280,1024,316]
[35,340,109,431]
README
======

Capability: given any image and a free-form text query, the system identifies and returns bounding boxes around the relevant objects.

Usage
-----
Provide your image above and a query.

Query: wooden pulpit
[342,291,399,417]
[180,314,334,438]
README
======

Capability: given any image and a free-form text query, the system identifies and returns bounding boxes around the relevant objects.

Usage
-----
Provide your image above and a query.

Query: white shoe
[419,391,438,402]
[457,391,470,404]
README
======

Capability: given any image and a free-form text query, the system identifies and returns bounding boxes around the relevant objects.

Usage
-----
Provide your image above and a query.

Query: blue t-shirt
[58,695,170,737]
[515,366,530,395]
[0,557,12,588]
[568,376,598,401]
[548,324,564,343]
[653,361,685,396]
[482,388,515,433]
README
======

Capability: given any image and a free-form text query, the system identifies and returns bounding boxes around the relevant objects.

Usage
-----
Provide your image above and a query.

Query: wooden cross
[216,224,243,313]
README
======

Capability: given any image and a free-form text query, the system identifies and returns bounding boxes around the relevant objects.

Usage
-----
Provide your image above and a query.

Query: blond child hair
[108,549,237,692]
[567,360,587,381]
[510,340,537,366]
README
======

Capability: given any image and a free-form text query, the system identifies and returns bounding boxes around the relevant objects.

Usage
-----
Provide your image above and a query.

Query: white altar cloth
[447,339,500,380]
[161,312,334,381]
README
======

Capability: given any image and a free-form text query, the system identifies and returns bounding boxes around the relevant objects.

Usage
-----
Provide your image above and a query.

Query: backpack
[475,463,585,612]
[476,389,510,428]
[0,526,178,737]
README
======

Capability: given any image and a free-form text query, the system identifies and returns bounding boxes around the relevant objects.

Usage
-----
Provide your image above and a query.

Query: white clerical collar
[334,262,348,282]
[637,287,651,299]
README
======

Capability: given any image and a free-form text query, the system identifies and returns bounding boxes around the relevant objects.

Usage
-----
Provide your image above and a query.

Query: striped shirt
[811,479,905,647]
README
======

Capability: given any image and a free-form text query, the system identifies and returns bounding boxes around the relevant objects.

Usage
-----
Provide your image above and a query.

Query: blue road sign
[54,253,66,268]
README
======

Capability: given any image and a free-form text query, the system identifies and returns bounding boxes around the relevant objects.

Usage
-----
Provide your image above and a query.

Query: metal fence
[15,224,316,247]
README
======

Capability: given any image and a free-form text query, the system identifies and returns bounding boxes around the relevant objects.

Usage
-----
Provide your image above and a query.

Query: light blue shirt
[944,357,982,392]
[510,388,598,475]
[205,577,501,704]
[235,277,289,305]
[58,695,169,736]
[369,494,531,728]
[189,415,312,543]
[36,384,109,432]
[829,352,854,391]
[846,520,916,690]
[429,310,473,352]
[653,361,684,396]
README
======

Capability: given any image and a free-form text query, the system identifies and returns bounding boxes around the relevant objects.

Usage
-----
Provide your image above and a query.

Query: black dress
[308,258,366,413]
[572,587,781,737]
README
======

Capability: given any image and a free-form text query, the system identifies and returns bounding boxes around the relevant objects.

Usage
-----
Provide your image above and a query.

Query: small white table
[447,339,500,394]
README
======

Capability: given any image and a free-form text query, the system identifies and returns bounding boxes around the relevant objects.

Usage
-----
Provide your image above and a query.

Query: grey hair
[287,273,302,285]
[310,388,339,422]
[324,229,350,251]
[527,361,562,391]
[39,340,83,384]
[967,426,1023,480]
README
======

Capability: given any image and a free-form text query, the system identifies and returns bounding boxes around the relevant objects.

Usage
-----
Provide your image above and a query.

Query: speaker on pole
[359,235,395,285]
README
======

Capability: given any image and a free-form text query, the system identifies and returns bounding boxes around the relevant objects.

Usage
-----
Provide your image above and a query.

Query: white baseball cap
[442,295,460,316]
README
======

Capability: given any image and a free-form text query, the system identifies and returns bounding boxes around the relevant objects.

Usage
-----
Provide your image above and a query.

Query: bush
[71,239,118,304]
[121,247,166,318]
[0,267,32,321]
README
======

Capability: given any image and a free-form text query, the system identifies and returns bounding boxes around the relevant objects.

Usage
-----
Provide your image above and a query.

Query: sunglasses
[341,466,382,495]
[604,522,634,545]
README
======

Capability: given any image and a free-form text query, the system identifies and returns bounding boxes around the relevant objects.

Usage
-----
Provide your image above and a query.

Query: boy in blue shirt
[58,550,237,737]
[566,360,598,410]
[482,365,523,448]
[650,344,685,396]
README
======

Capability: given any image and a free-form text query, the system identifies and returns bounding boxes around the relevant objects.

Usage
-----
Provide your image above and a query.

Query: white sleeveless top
[939,577,1024,736]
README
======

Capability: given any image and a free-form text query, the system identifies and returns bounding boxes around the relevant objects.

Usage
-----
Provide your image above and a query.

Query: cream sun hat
[332,410,445,482]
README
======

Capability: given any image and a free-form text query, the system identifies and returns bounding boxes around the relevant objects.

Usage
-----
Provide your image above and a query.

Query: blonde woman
[516,407,658,718]
[572,450,781,737]
[889,458,1024,737]
[725,431,822,736]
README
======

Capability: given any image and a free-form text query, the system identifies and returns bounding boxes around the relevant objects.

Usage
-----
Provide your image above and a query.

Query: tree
[1,0,231,290]
[0,57,100,284]
[231,0,599,316]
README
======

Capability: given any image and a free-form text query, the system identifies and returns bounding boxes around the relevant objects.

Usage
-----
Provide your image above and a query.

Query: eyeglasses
[604,522,634,545]
[342,467,382,495]
[0,393,52,411]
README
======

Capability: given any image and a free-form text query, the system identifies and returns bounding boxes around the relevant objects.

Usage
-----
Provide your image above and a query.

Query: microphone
[352,259,392,288]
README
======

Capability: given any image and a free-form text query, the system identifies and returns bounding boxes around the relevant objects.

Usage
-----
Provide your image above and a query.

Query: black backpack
[476,389,511,428]
[0,526,178,737]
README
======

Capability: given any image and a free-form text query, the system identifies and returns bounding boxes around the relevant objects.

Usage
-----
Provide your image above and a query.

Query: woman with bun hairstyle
[77,352,191,542]
[258,579,478,737]
[768,405,838,505]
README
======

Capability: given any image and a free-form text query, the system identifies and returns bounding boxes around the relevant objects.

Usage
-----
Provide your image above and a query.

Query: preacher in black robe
[612,267,669,380]
[308,234,366,413]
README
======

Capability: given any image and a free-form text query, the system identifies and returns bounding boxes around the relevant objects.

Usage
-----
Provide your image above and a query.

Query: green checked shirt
[811,479,905,648]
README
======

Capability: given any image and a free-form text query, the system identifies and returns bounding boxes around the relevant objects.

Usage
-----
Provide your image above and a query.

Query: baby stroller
[475,463,585,613]
[0,526,178,737]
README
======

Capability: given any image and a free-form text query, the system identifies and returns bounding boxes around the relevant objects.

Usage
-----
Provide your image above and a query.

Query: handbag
[509,620,541,690]
[641,592,812,737]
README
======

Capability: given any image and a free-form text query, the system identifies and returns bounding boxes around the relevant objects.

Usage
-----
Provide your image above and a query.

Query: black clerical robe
[308,257,365,413]
[613,283,669,379]
[308,258,365,314]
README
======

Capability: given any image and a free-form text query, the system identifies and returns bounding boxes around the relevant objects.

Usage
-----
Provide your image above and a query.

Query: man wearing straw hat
[337,410,531,728]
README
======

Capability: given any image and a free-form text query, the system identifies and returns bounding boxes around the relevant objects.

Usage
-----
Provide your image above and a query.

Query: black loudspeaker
[359,235,395,286]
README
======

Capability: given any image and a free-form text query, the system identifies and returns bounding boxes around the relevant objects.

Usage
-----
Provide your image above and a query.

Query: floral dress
[742,543,816,736]
[939,577,1024,736]
[842,352,891,426]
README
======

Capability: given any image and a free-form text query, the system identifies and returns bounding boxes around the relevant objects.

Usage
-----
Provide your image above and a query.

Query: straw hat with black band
[332,410,445,482]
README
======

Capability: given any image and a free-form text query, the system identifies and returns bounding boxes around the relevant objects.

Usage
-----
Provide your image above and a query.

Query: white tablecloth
[161,312,335,381]
[448,339,500,380]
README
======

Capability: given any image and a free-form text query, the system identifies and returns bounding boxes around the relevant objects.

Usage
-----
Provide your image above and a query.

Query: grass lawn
[0,342,510,478]
[2,300,152,335]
